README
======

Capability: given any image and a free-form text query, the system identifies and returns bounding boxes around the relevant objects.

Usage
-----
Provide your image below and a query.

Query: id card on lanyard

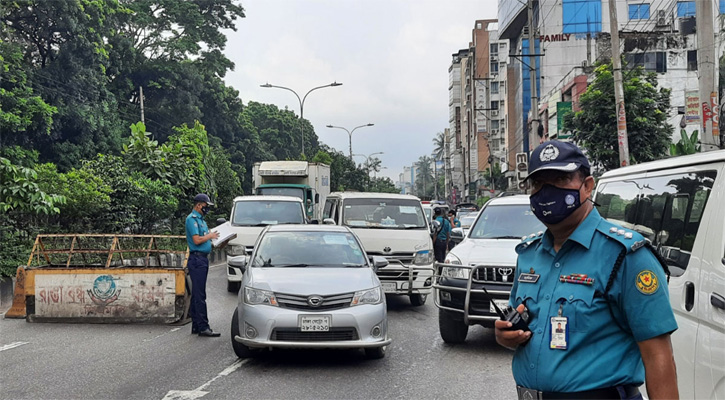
[550,316,568,350]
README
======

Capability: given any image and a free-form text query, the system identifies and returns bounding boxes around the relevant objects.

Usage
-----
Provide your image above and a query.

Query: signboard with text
[557,102,573,139]
[685,91,700,124]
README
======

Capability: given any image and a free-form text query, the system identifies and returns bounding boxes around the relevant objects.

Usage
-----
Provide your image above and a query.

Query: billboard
[557,102,573,139]
[685,91,700,124]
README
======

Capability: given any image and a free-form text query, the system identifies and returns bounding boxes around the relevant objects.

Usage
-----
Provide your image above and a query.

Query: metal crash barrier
[5,234,191,324]
[433,262,510,325]
[379,257,436,296]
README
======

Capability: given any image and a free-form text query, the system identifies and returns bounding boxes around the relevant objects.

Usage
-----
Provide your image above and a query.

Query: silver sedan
[230,224,392,359]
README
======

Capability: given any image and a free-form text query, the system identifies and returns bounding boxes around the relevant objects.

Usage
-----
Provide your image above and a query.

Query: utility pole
[139,86,145,124]
[527,0,540,153]
[608,0,630,166]
[696,0,720,149]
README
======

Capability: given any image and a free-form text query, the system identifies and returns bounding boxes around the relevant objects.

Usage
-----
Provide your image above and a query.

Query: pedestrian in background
[433,207,451,262]
[495,141,678,399]
[185,193,221,337]
[447,209,461,251]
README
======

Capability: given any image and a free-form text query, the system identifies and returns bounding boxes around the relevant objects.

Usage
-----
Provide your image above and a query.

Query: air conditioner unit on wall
[492,110,499,117]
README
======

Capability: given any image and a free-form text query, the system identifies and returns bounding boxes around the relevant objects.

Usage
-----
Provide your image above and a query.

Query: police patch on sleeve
[635,270,659,295]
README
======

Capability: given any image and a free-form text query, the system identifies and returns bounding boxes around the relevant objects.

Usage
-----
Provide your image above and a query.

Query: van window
[342,198,426,229]
[596,170,717,277]
[323,199,335,219]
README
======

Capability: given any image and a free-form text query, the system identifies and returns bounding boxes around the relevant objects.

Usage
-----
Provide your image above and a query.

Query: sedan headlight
[226,245,246,256]
[444,253,462,265]
[350,287,383,306]
[244,287,278,306]
[441,266,470,280]
[413,250,434,265]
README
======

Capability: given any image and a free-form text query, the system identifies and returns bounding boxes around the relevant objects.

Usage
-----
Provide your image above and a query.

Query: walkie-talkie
[480,285,531,332]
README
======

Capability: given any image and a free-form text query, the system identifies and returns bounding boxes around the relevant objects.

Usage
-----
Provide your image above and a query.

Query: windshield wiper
[342,263,365,268]
[276,263,321,268]
[404,226,425,229]
[491,235,523,239]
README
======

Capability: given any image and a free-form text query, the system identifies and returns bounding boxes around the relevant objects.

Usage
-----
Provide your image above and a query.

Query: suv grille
[367,252,415,266]
[472,266,516,284]
[276,292,354,311]
[271,328,358,342]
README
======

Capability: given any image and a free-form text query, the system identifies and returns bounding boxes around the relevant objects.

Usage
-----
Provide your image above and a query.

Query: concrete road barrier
[5,234,191,324]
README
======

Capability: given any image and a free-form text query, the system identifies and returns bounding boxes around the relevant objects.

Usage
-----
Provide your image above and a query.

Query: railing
[25,234,189,268]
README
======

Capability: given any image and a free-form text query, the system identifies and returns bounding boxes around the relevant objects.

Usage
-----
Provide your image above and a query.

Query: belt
[517,385,639,400]
[189,251,208,256]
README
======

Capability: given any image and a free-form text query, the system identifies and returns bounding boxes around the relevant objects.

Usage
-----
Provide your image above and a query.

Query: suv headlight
[441,266,470,280]
[244,287,278,306]
[351,287,383,306]
[413,250,434,265]
[444,253,462,265]
[226,245,246,256]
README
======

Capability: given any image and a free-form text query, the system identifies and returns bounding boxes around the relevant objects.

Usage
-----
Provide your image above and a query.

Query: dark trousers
[188,253,210,331]
[434,239,448,263]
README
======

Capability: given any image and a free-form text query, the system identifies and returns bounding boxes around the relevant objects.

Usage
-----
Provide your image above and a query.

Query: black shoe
[198,329,221,337]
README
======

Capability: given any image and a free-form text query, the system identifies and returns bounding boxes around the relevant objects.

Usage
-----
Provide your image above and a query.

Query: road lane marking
[161,359,249,400]
[143,327,181,343]
[0,342,29,352]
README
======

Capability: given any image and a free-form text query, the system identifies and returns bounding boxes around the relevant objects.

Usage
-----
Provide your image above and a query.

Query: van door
[323,198,338,224]
[693,166,725,399]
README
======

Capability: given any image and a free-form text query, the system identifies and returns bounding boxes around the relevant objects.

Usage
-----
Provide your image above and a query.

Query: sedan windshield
[232,201,304,226]
[253,231,367,267]
[468,205,545,239]
[342,198,427,229]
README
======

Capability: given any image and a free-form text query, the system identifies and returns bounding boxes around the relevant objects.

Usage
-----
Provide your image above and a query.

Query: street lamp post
[326,123,374,159]
[352,151,383,191]
[260,81,343,157]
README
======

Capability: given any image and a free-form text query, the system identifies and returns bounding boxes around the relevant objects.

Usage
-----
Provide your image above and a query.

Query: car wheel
[409,293,427,306]
[231,307,257,358]
[438,309,468,344]
[227,280,241,293]
[364,346,386,359]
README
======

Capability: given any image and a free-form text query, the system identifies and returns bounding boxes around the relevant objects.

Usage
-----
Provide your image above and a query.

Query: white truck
[252,161,331,221]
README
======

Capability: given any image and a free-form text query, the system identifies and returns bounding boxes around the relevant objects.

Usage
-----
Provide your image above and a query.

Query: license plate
[490,299,509,313]
[381,282,397,293]
[299,315,331,332]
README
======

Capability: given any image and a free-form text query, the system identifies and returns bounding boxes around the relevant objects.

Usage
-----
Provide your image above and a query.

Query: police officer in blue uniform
[185,193,221,337]
[495,141,679,399]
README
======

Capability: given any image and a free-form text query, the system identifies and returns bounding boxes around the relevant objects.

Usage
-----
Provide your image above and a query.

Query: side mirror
[216,218,227,225]
[228,255,248,273]
[370,256,389,271]
[323,218,336,225]
[315,193,320,204]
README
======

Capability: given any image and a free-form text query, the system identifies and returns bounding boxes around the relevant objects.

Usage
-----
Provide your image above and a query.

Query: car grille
[376,268,419,281]
[271,328,359,342]
[276,292,354,311]
[471,266,516,284]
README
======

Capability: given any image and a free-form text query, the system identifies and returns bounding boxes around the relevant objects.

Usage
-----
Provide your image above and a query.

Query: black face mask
[529,183,584,225]
[201,206,210,215]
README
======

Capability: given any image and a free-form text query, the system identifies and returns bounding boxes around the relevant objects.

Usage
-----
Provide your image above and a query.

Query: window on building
[491,120,500,130]
[677,1,695,17]
[491,100,499,110]
[490,61,499,74]
[491,82,499,94]
[562,0,602,34]
[629,4,650,20]
[490,44,498,55]
[624,52,667,73]
[477,22,482,29]
[687,50,697,71]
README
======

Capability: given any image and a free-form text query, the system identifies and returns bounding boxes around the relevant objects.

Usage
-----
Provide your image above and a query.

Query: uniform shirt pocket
[559,284,596,332]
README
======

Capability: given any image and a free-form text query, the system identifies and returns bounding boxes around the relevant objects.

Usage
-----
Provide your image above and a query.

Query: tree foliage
[415,156,434,199]
[563,62,672,171]
[670,129,700,156]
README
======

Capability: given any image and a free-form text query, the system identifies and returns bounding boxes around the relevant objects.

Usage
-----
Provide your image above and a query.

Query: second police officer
[495,141,679,399]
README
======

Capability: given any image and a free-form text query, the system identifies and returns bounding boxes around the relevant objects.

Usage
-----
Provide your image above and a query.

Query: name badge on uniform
[550,316,568,350]
[518,273,540,283]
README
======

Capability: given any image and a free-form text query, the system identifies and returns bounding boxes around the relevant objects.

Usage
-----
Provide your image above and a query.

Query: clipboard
[211,225,237,249]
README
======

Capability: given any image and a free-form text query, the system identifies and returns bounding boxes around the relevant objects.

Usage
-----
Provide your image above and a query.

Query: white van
[323,192,434,306]
[594,150,725,399]
[217,196,307,292]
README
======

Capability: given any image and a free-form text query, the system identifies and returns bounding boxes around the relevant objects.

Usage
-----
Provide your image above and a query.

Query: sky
[222,0,499,181]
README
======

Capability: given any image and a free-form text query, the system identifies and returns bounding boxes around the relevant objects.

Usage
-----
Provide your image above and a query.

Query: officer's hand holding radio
[494,304,532,350]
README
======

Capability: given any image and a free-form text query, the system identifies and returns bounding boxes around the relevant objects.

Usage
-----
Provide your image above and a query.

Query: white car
[217,196,307,292]
[434,195,545,343]
[230,225,392,359]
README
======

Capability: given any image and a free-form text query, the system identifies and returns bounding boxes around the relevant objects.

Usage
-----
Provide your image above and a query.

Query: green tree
[369,177,399,193]
[670,129,700,156]
[415,156,434,199]
[481,163,508,191]
[432,131,445,161]
[563,61,672,170]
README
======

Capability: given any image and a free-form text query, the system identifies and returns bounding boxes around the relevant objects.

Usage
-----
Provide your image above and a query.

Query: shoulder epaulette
[596,218,646,254]
[515,231,544,254]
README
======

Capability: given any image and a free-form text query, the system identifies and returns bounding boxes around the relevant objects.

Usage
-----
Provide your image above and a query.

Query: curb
[0,276,16,313]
